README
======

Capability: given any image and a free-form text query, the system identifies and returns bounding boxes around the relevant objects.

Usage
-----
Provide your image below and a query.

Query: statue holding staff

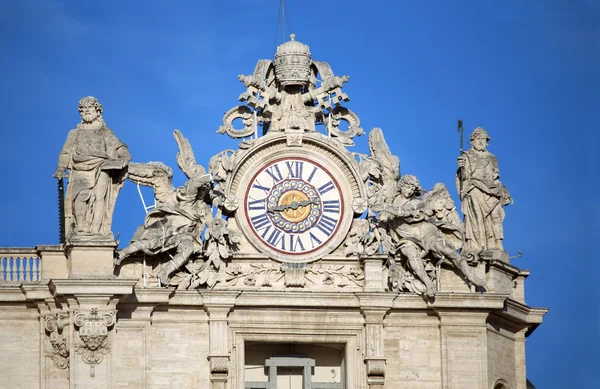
[457,127,512,257]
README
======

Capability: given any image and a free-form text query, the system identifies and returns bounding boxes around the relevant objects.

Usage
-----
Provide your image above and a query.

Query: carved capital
[44,313,70,371]
[73,308,115,377]
[365,358,386,377]
[209,355,229,374]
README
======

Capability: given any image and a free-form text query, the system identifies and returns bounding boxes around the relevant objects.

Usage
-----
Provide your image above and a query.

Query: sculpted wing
[128,162,174,205]
[174,129,206,179]
[423,183,464,250]
[368,127,400,203]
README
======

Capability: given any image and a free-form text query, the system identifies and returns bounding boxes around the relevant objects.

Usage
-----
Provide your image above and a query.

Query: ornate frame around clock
[228,132,367,263]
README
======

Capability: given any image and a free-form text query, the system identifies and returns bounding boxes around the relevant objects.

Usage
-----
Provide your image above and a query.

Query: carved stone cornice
[0,285,26,302]
[428,292,507,310]
[489,297,548,336]
[21,282,53,301]
[49,279,137,297]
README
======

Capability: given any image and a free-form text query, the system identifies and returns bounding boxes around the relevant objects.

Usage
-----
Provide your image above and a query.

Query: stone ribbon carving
[44,313,69,371]
[54,96,131,241]
[73,308,115,377]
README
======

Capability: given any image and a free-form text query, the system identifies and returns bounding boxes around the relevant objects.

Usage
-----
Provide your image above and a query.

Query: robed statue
[457,127,512,258]
[53,96,130,240]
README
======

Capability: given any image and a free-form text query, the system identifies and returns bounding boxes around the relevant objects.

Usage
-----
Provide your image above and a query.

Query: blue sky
[0,1,597,387]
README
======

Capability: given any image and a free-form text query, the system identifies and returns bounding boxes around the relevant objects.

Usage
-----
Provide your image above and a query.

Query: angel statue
[113,130,217,285]
[367,128,485,298]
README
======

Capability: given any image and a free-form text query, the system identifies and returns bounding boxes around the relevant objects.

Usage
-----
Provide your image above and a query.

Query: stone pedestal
[66,239,117,279]
[37,245,68,279]
[361,255,385,291]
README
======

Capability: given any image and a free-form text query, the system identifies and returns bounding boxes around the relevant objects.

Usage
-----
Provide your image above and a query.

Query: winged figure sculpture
[114,130,214,285]
[366,128,485,297]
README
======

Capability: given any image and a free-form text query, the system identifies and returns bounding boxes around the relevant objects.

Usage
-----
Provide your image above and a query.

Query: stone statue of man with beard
[457,127,512,260]
[53,96,131,241]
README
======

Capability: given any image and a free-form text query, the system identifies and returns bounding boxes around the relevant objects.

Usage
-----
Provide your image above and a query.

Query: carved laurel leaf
[221,154,233,171]
[207,271,218,288]
[197,268,209,285]
[218,243,230,260]
[169,271,190,286]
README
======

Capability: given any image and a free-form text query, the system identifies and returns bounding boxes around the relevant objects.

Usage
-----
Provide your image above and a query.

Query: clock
[244,157,345,261]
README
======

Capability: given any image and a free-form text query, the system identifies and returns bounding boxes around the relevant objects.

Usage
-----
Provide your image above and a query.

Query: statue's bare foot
[469,275,486,288]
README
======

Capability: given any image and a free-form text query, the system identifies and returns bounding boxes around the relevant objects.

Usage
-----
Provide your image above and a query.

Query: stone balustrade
[0,248,40,281]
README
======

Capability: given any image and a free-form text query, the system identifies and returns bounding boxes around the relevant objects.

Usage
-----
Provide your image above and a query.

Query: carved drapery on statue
[457,127,512,261]
[54,96,130,241]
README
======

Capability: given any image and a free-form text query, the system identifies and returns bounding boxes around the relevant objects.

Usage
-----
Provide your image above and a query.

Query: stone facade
[0,35,546,389]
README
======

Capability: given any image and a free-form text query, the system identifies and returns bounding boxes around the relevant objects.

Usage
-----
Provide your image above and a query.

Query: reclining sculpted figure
[114,130,216,285]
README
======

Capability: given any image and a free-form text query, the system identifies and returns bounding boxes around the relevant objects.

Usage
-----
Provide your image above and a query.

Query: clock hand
[267,197,319,213]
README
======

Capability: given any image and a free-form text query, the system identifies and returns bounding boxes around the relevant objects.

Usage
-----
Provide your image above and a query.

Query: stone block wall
[0,305,41,389]
[487,328,517,389]
[384,312,442,388]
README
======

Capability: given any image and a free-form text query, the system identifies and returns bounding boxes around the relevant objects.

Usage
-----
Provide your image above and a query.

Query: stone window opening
[244,342,345,389]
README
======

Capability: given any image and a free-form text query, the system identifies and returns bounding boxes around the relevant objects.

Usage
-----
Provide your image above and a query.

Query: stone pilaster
[514,328,528,389]
[436,310,490,389]
[201,290,240,389]
[22,284,70,389]
[357,293,394,389]
[112,288,168,389]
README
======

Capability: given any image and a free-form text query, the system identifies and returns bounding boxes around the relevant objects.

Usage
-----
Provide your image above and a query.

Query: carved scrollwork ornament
[73,308,115,377]
[44,313,70,371]
[323,106,364,146]
[217,105,256,139]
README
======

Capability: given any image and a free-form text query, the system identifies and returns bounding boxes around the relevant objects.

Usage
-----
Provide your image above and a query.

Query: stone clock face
[245,157,344,258]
